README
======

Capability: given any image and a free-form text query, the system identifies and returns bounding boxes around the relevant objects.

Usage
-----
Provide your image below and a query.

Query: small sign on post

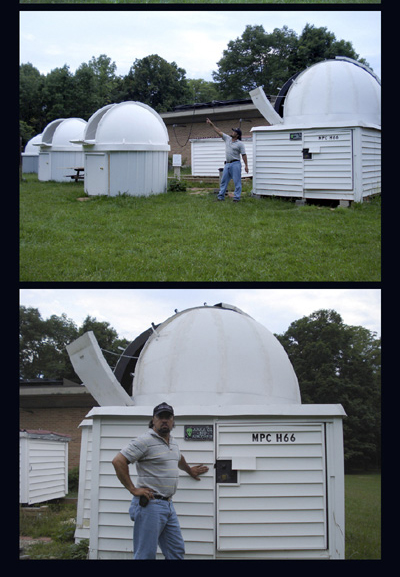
[173,154,182,180]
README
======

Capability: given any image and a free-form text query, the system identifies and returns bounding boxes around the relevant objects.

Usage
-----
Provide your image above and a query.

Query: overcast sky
[20,10,381,84]
[19,288,381,343]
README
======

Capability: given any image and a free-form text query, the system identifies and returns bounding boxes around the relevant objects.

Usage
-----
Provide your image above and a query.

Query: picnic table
[66,167,84,182]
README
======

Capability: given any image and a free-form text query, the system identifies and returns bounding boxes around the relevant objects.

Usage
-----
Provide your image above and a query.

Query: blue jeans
[129,496,185,559]
[218,161,242,200]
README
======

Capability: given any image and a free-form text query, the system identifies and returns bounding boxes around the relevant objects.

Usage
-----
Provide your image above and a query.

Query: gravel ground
[19,536,52,559]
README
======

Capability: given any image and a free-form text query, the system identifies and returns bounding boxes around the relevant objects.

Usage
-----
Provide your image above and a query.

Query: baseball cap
[232,127,242,140]
[153,402,174,416]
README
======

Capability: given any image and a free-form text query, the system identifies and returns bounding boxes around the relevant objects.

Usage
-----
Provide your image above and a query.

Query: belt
[225,160,240,164]
[152,494,171,501]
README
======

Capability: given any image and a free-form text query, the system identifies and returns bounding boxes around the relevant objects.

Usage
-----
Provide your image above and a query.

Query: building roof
[20,378,98,408]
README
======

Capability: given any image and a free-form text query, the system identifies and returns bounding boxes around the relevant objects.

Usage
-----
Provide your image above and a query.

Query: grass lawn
[19,174,381,282]
[345,473,381,559]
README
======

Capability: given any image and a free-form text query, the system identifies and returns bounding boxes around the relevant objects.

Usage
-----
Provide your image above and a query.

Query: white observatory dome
[283,57,381,127]
[132,304,301,407]
[24,133,42,155]
[82,101,169,151]
[41,118,87,150]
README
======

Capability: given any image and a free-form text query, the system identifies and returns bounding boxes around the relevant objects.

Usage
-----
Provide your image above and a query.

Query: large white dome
[132,304,301,407]
[283,58,381,127]
[82,101,169,151]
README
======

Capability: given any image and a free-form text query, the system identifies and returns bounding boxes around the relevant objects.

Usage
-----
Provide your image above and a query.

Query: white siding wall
[360,128,381,197]
[84,412,344,559]
[109,151,168,196]
[50,151,85,182]
[88,416,215,559]
[303,130,353,194]
[216,423,326,553]
[171,418,215,558]
[75,421,93,541]
[191,139,253,177]
[253,127,381,202]
[252,131,303,197]
[22,155,39,174]
[19,435,69,505]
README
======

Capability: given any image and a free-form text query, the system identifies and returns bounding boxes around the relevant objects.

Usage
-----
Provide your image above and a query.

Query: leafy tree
[19,63,45,138]
[290,23,368,73]
[276,309,381,471]
[72,63,103,120]
[86,54,119,107]
[19,306,79,381]
[41,65,76,123]
[213,24,299,99]
[122,54,191,112]
[213,23,369,100]
[19,307,129,382]
[187,78,221,103]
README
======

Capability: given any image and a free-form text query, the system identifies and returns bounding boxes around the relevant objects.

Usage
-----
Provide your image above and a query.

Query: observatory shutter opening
[215,422,328,553]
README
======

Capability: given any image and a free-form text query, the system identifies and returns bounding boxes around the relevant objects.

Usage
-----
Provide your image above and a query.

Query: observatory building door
[302,129,354,192]
[85,153,109,196]
[215,422,328,553]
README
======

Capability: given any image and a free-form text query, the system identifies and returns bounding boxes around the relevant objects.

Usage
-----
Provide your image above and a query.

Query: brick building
[20,379,98,469]
[160,98,273,167]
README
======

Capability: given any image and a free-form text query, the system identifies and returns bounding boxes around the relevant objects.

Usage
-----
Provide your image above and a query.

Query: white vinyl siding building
[67,305,346,559]
[191,138,253,177]
[252,126,381,202]
[77,406,345,560]
[19,430,70,505]
[250,58,381,203]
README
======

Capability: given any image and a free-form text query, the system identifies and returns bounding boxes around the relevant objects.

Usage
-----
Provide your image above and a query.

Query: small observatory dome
[23,133,42,155]
[131,304,301,407]
[40,118,87,150]
[283,57,381,127]
[21,133,42,173]
[82,101,169,151]
[82,101,170,196]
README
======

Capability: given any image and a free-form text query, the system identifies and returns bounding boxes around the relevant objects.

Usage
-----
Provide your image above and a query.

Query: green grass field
[19,174,380,282]
[345,474,381,559]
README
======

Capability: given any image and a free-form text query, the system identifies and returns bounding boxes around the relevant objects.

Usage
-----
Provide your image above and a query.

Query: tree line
[20,23,369,145]
[20,305,381,472]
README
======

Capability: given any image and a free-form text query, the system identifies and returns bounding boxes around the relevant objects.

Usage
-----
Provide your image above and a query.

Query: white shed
[21,133,42,174]
[250,57,381,203]
[67,303,346,559]
[37,118,87,182]
[191,137,253,177]
[19,429,71,505]
[78,101,170,197]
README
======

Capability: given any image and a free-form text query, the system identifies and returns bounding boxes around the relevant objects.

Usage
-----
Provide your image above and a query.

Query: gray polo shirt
[120,430,181,498]
[222,133,246,162]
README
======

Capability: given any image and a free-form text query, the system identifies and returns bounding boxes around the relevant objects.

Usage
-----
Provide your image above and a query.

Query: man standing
[206,117,249,202]
[112,402,209,559]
